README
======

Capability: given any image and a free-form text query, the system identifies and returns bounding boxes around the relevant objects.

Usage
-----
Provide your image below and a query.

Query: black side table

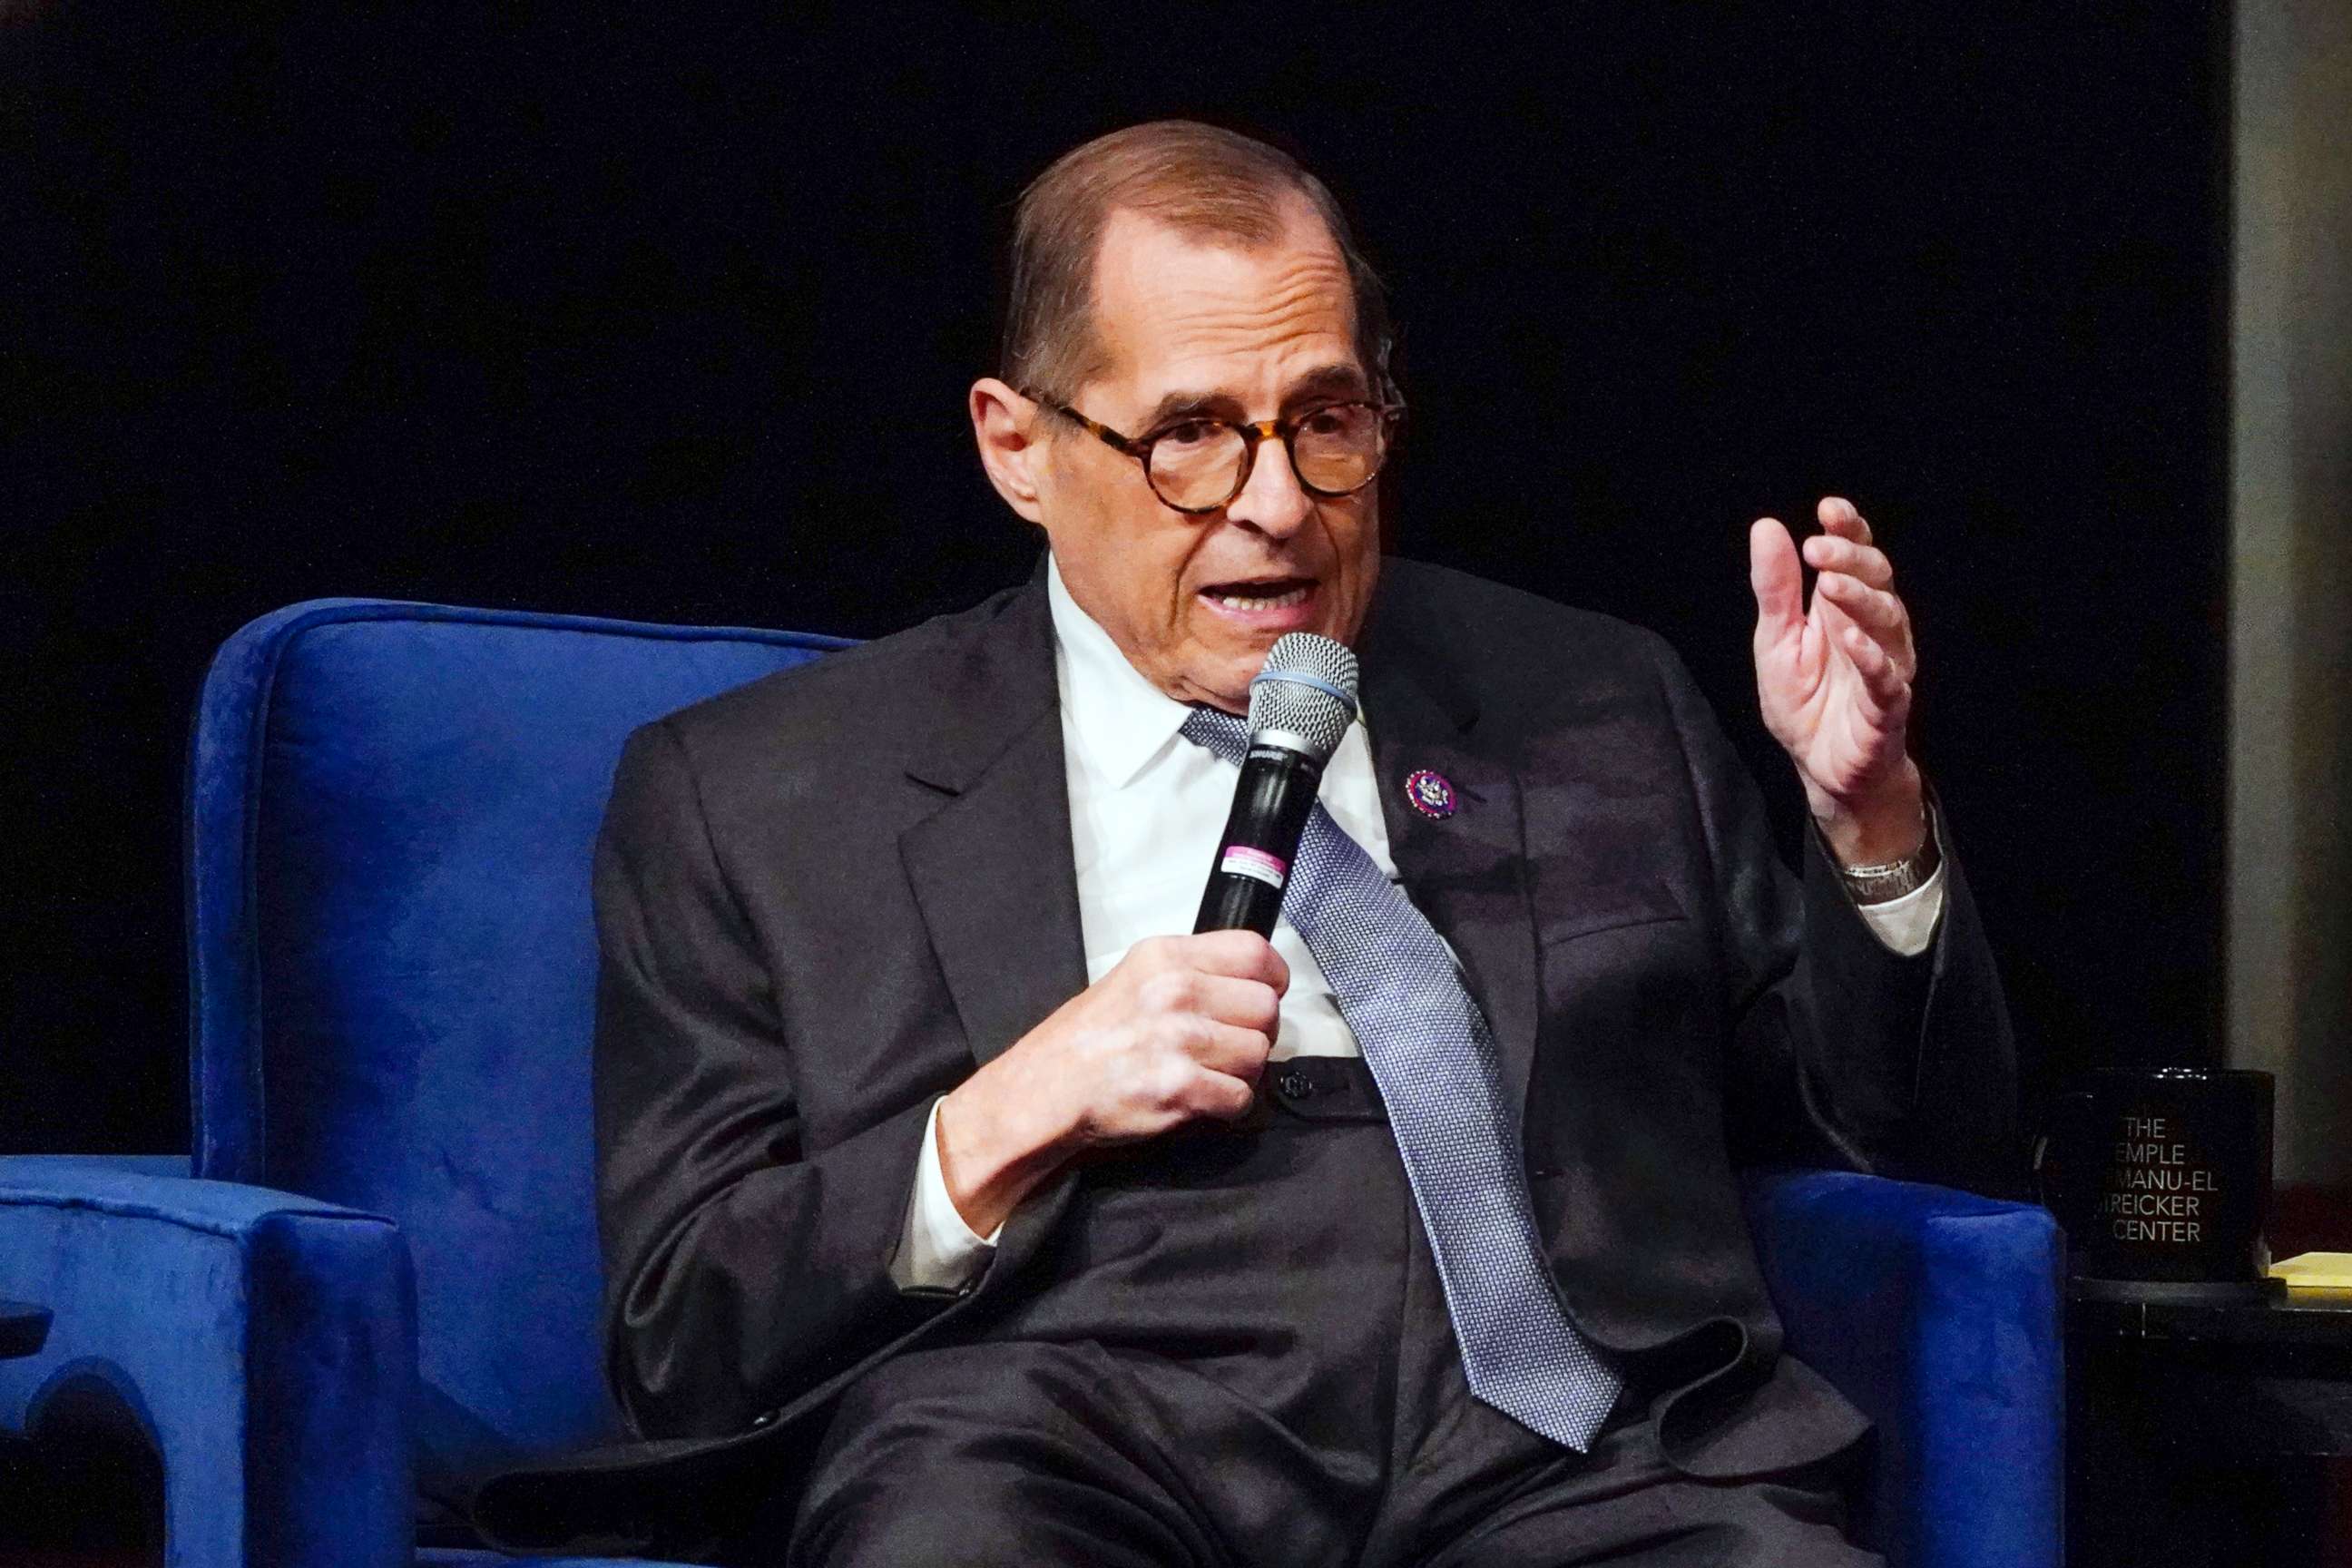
[0,1300,49,1362]
[2068,1284,2352,1566]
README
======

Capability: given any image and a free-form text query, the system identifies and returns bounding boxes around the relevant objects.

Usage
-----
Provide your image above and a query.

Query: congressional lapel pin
[1403,769,1457,819]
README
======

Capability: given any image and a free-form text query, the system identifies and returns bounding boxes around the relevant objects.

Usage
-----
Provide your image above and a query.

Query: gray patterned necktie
[1181,705,1622,1449]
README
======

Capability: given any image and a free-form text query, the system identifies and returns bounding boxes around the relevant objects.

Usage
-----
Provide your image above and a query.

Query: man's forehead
[1087,206,1361,403]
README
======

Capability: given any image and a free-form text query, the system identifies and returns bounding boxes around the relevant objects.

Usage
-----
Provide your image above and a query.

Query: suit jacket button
[1279,1069,1313,1100]
[750,1408,779,1429]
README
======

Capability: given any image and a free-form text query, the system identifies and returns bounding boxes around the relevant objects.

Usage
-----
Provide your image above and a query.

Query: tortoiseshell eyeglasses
[1026,392,1406,515]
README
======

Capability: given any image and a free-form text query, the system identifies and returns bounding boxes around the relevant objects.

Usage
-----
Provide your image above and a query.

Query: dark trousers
[771,1060,1879,1568]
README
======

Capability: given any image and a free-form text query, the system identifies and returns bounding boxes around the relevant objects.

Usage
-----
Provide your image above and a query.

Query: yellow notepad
[2269,1251,2352,1289]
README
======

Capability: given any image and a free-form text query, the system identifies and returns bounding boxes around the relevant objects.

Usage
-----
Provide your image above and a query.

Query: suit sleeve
[592,720,955,1440]
[1646,639,2025,1199]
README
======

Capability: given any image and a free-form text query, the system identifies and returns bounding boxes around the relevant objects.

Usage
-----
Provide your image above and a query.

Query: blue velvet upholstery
[2,598,2058,1566]
[0,1155,415,1568]
[1745,1167,2064,1566]
[186,601,843,1488]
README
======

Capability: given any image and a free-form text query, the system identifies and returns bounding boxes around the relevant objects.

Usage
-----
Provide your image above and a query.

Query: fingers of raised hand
[1836,622,1913,720]
[1803,499,1916,685]
[1813,570,1908,642]
[1749,517,1808,652]
[1817,495,1874,546]
[1800,532,1895,590]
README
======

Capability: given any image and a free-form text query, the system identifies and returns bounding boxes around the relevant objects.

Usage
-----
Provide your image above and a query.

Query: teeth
[1210,585,1309,611]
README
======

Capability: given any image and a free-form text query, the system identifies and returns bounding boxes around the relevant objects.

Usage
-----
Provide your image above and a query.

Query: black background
[4,5,2229,1157]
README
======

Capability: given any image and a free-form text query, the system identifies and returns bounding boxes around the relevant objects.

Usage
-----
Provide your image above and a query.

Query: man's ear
[970,377,1047,524]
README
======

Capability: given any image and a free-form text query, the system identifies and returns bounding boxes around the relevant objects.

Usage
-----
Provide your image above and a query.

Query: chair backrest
[186,600,847,1473]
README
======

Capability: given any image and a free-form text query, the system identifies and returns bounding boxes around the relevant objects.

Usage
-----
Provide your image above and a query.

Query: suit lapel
[1357,605,1544,1132]
[893,581,1093,1293]
[897,584,1090,1066]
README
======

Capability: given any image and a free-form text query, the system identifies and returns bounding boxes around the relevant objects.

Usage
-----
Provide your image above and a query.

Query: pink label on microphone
[1219,846,1289,890]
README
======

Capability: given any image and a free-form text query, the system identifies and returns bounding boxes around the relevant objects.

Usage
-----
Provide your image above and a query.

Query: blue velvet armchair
[0,599,2063,1566]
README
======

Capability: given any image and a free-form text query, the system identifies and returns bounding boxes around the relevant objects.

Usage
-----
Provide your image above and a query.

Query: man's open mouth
[1200,577,1316,613]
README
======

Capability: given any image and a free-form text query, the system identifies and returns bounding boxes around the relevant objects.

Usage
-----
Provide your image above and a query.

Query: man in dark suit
[475,122,2015,1563]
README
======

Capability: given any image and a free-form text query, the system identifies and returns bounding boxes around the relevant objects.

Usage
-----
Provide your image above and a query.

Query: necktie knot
[1180,705,1250,766]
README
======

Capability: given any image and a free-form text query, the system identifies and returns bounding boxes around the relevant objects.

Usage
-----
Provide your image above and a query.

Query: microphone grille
[1247,633,1360,763]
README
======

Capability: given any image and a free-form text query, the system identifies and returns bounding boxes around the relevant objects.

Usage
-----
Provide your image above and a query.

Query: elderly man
[478,121,2015,1565]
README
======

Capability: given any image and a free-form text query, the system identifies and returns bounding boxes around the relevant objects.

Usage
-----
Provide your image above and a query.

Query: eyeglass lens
[1146,405,1387,510]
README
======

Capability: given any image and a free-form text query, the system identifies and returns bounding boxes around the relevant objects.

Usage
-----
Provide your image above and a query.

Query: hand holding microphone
[934,633,1358,1235]
[935,929,1289,1233]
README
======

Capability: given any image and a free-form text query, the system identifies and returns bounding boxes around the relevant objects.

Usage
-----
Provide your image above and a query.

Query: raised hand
[1749,496,1928,867]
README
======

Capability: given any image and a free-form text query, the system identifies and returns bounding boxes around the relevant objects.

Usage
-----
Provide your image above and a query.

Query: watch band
[1837,800,1940,905]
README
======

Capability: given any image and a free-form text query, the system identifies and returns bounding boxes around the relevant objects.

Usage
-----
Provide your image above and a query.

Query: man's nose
[1223,432,1313,539]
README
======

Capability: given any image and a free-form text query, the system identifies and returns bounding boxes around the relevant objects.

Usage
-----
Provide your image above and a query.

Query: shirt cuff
[1852,863,1947,956]
[888,1096,1002,1293]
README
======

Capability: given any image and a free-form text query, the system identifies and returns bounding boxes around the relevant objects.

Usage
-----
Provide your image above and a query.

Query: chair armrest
[1741,1166,2063,1568]
[0,1156,417,1568]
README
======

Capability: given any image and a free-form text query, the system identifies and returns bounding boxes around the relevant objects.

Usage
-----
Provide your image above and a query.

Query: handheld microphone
[1192,632,1361,937]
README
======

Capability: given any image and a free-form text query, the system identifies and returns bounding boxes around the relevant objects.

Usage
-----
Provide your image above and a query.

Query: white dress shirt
[890,557,1946,1290]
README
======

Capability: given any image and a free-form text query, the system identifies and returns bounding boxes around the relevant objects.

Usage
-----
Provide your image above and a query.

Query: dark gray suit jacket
[473,559,2020,1554]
